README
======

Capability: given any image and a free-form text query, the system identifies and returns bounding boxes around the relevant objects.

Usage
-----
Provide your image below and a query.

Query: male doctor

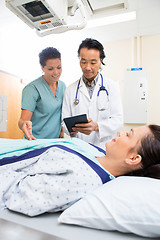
[62,38,123,149]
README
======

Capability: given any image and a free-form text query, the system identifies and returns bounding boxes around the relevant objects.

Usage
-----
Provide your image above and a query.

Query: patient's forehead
[134,125,151,140]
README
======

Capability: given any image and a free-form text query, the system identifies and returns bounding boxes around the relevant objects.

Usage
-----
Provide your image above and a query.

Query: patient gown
[0,138,114,216]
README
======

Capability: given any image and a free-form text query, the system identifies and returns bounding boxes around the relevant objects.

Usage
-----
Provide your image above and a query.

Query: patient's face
[105,126,151,160]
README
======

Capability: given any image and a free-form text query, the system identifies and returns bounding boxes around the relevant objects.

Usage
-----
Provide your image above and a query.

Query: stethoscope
[74,73,109,110]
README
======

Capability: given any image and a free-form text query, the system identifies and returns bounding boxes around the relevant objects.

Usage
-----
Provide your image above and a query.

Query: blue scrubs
[21,76,66,139]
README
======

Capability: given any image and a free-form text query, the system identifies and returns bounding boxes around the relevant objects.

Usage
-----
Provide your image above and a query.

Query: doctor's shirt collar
[82,72,99,88]
[82,72,100,99]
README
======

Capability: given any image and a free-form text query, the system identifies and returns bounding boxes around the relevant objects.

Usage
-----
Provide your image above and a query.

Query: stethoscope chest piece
[74,98,79,105]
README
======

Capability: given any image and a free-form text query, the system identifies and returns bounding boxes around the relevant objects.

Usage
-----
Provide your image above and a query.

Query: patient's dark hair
[39,47,61,67]
[78,38,106,65]
[127,125,160,179]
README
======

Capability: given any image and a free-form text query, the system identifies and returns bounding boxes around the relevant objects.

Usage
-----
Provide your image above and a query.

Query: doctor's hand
[21,120,36,140]
[72,118,99,135]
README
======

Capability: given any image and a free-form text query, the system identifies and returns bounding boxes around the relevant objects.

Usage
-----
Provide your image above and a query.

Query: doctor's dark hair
[127,124,160,179]
[78,38,106,65]
[39,47,61,67]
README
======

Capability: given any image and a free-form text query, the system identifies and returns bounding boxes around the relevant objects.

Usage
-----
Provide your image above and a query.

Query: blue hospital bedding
[0,138,114,216]
[0,137,104,159]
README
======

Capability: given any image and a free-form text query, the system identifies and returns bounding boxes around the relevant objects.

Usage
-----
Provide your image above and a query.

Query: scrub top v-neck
[21,76,66,139]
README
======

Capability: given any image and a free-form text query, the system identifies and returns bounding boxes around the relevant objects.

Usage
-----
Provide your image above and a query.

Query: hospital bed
[0,209,158,240]
[0,210,160,240]
[1,138,160,239]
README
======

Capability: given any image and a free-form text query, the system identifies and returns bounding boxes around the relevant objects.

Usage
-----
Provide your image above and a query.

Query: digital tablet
[63,114,88,133]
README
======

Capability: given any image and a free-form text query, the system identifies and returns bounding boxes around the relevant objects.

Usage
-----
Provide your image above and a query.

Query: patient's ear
[125,154,142,166]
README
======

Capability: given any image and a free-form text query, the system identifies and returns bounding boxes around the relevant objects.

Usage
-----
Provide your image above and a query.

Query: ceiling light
[86,11,136,28]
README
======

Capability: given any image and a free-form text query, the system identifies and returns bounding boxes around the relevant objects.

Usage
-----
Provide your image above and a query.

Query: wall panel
[0,71,24,139]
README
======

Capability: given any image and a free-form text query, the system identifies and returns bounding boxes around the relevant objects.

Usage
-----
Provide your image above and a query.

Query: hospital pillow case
[58,176,160,238]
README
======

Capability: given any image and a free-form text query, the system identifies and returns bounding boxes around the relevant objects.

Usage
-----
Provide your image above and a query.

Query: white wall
[0,19,103,86]
[142,35,160,125]
[102,35,160,129]
[0,21,82,85]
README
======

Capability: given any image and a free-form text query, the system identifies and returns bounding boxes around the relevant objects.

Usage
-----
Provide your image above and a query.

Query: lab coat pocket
[97,92,110,119]
[99,108,110,119]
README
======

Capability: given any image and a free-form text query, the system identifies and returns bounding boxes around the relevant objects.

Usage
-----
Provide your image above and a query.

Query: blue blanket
[0,137,105,160]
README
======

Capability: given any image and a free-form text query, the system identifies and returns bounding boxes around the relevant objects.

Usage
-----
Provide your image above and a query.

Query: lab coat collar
[92,74,102,100]
[79,77,90,100]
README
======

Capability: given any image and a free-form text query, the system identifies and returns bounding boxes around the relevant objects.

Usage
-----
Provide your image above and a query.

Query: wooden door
[0,70,24,139]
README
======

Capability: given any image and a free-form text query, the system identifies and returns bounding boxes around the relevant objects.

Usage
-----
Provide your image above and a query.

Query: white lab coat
[62,74,123,149]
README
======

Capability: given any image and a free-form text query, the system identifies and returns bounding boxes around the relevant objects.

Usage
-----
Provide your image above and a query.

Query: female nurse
[18,47,66,140]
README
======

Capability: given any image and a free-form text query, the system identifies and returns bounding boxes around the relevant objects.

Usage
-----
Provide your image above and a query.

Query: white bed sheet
[0,209,159,240]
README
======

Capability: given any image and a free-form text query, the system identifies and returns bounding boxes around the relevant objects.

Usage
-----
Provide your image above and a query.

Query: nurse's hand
[22,120,36,140]
[59,127,64,138]
[72,118,99,135]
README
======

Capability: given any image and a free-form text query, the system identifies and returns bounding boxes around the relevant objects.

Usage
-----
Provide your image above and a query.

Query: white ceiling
[81,0,160,41]
[1,0,160,42]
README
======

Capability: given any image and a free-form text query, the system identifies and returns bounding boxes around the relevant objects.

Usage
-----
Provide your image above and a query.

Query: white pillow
[58,176,160,238]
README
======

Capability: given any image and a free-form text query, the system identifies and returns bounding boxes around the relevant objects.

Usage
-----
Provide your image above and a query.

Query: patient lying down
[0,124,160,216]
